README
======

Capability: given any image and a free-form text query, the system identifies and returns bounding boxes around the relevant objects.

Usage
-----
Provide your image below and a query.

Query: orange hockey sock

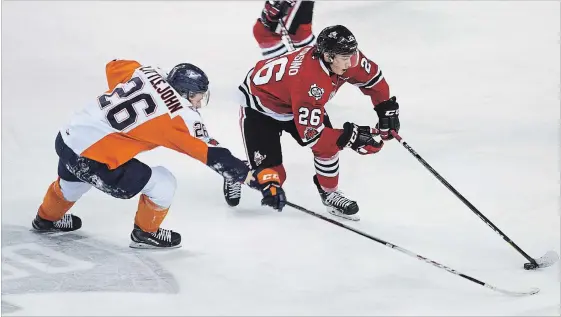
[134,194,169,233]
[38,179,75,221]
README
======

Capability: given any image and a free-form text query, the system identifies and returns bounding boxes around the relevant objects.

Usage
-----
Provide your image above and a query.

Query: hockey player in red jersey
[253,0,316,59]
[224,25,400,221]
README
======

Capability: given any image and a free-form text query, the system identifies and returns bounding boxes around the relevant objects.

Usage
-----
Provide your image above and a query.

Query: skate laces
[54,214,73,229]
[227,180,242,198]
[326,191,353,208]
[153,228,172,242]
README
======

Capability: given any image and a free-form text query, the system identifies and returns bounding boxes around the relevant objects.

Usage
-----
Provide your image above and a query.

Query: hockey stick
[286,201,539,296]
[278,18,295,52]
[388,130,559,270]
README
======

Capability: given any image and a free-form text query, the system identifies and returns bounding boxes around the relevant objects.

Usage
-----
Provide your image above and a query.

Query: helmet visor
[188,89,210,109]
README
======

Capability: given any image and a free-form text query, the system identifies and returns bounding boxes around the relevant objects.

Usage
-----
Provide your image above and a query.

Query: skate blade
[129,241,182,249]
[327,209,360,221]
[30,229,62,235]
[30,225,68,234]
[224,198,241,207]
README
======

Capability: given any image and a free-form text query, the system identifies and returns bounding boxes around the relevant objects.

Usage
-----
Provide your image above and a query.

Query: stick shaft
[389,130,537,265]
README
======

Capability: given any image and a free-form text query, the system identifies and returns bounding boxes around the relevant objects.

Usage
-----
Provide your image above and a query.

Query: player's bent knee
[58,179,92,202]
[141,166,177,209]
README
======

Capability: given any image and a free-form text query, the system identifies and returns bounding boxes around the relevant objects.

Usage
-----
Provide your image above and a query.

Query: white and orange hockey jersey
[61,60,218,170]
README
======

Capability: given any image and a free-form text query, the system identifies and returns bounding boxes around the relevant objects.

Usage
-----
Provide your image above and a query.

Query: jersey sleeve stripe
[293,34,316,48]
[301,124,325,147]
[364,71,384,89]
[353,69,383,89]
[239,69,267,113]
[239,68,294,121]
[306,137,321,148]
[238,85,252,109]
[262,42,289,58]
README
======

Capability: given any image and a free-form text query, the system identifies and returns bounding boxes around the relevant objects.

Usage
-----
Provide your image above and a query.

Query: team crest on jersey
[303,127,319,141]
[308,84,324,101]
[254,151,267,167]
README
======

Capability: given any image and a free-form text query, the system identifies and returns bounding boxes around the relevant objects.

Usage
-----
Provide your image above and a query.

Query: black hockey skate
[32,213,82,232]
[313,175,360,221]
[223,178,242,207]
[130,224,181,249]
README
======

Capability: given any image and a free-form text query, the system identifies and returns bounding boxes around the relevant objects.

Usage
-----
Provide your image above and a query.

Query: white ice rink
[2,1,560,315]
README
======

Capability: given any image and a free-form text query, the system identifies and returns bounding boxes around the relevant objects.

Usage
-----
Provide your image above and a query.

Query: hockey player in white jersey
[32,59,287,249]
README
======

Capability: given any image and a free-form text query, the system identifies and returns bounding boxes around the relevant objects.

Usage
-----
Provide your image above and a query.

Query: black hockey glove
[260,1,296,31]
[207,147,251,182]
[336,122,384,155]
[247,168,286,211]
[374,96,400,140]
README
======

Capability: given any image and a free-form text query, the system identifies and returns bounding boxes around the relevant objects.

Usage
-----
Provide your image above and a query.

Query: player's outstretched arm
[347,51,390,106]
[206,146,251,183]
[347,51,400,140]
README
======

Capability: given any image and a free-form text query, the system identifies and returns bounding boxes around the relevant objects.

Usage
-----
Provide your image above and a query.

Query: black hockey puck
[524,262,538,270]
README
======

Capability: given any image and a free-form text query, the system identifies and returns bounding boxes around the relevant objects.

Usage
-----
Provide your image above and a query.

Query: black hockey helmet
[167,63,210,107]
[312,25,358,60]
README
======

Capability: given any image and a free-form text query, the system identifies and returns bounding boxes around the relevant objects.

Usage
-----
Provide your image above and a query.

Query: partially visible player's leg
[291,23,316,49]
[33,176,91,232]
[222,106,250,207]
[33,135,93,232]
[34,133,181,248]
[311,171,359,221]
[313,113,359,220]
[287,1,316,48]
[253,19,287,59]
[223,160,248,207]
[314,113,359,220]
[285,112,360,220]
[240,107,285,178]
[70,158,180,248]
[252,1,315,58]
[223,106,286,207]
[130,165,181,249]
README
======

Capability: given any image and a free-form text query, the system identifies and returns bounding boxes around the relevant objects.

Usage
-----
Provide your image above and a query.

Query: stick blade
[493,286,540,297]
[537,250,559,268]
